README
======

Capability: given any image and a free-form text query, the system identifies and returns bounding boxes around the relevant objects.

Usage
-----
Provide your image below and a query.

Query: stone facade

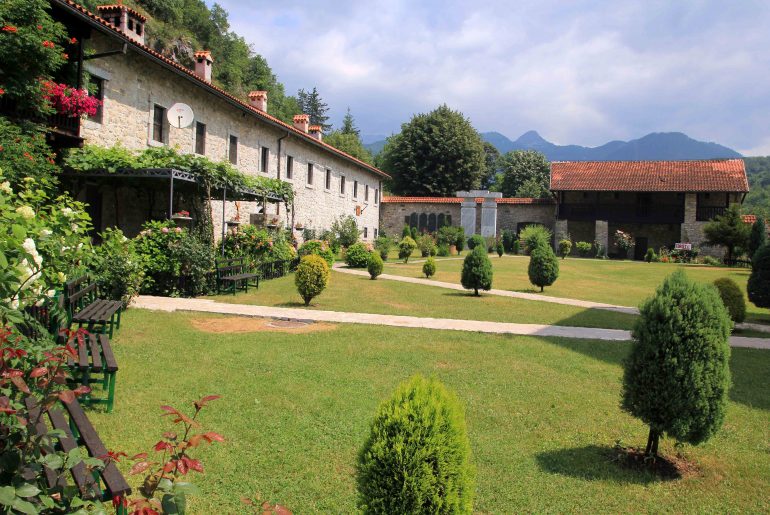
[380,201,461,237]
[79,31,383,240]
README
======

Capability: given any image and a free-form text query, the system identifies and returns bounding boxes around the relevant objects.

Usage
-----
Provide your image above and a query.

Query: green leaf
[0,250,7,268]
[39,495,55,509]
[12,497,38,514]
[0,486,15,506]
[41,453,64,470]
[157,477,173,493]
[161,493,181,515]
[11,224,26,240]
[15,484,40,498]
[172,482,200,496]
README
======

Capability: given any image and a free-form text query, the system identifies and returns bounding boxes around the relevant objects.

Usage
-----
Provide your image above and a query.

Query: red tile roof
[382,196,554,205]
[96,4,147,22]
[53,0,390,180]
[550,159,748,192]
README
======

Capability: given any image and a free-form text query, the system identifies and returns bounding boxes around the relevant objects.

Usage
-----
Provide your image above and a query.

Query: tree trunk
[540,285,544,292]
[644,427,660,457]
[474,288,479,296]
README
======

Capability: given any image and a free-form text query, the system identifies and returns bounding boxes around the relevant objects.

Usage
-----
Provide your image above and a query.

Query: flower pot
[449,244,457,255]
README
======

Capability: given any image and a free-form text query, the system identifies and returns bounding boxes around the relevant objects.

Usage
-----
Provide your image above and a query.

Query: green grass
[384,255,770,324]
[212,268,638,330]
[89,309,770,513]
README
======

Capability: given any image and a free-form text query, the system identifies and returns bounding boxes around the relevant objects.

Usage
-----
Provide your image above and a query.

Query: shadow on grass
[545,335,770,412]
[535,445,667,485]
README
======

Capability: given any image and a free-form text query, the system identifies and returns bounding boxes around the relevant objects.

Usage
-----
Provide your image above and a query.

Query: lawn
[383,255,770,324]
[211,267,638,330]
[90,309,770,513]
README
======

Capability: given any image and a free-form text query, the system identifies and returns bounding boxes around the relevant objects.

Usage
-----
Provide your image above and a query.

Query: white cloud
[219,0,770,151]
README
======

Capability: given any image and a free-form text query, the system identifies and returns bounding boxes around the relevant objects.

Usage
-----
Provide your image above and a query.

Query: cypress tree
[460,246,493,296]
[528,246,559,292]
[748,218,767,260]
[748,244,770,309]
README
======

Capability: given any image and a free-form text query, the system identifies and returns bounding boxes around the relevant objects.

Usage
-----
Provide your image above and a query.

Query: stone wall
[380,202,460,237]
[80,32,382,240]
[496,203,556,234]
[609,222,681,258]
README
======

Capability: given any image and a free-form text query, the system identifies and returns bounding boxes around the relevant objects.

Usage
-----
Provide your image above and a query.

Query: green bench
[65,276,123,338]
[216,257,259,295]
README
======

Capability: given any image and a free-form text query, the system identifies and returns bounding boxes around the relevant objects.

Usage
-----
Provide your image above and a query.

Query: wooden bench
[23,395,131,513]
[65,276,123,338]
[67,332,119,413]
[216,257,259,295]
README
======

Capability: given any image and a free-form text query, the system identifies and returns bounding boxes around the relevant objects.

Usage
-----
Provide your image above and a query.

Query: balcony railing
[558,203,684,224]
[0,96,81,140]
[696,206,727,222]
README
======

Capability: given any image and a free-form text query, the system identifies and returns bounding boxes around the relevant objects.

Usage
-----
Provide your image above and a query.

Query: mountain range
[362,131,742,161]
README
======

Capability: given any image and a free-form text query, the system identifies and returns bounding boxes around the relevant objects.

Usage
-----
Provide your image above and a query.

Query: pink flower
[161,227,169,234]
[174,227,182,233]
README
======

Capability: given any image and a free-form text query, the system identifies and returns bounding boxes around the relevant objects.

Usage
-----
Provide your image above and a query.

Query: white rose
[0,181,11,194]
[57,272,66,282]
[32,253,43,267]
[46,289,56,297]
[71,223,79,232]
[15,206,35,220]
[61,207,73,217]
[40,229,52,237]
[22,238,37,254]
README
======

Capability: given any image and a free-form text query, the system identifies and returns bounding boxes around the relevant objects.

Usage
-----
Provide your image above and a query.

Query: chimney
[293,114,309,133]
[309,125,323,141]
[193,51,213,82]
[248,90,268,112]
[97,2,147,45]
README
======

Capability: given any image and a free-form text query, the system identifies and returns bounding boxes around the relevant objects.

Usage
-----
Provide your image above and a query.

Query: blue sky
[216,0,770,155]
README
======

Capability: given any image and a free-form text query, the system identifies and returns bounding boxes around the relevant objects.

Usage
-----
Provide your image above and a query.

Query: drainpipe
[277,131,290,228]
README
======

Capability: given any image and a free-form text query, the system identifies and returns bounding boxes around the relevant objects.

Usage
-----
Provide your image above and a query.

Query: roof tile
[550,159,748,192]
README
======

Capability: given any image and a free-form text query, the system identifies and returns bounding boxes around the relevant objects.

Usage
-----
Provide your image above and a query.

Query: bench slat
[89,334,103,370]
[63,399,131,497]
[48,407,98,496]
[77,338,90,370]
[23,398,62,490]
[100,334,118,373]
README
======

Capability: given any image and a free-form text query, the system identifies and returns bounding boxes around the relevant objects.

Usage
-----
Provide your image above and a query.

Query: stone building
[551,159,749,258]
[51,0,388,240]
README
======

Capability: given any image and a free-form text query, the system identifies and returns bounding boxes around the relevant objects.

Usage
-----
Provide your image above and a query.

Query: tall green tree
[380,105,486,196]
[703,205,750,262]
[622,271,731,457]
[481,142,500,190]
[748,218,767,259]
[324,131,374,164]
[297,87,331,132]
[748,245,770,309]
[340,107,360,136]
[495,150,551,198]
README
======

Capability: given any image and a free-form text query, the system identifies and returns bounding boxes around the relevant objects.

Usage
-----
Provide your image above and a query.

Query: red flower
[61,53,69,60]
[23,152,34,162]
[0,88,4,96]
[2,26,18,33]
[70,37,78,44]
[42,40,55,48]
[37,25,43,30]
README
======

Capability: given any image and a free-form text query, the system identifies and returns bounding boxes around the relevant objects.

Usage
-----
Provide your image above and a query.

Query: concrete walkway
[133,295,770,350]
[332,264,640,315]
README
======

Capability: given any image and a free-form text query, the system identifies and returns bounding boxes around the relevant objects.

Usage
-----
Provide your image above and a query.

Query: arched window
[409,212,418,228]
[428,213,437,232]
[437,213,445,228]
[419,213,428,232]
[446,215,452,226]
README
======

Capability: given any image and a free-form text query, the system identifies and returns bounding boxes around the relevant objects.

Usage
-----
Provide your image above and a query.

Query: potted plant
[171,209,191,221]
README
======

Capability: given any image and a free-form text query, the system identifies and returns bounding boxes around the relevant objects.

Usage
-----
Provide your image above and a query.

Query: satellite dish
[168,102,194,129]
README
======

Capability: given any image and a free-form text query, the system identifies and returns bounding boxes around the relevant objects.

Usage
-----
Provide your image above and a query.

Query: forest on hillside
[79,0,300,122]
[744,157,770,219]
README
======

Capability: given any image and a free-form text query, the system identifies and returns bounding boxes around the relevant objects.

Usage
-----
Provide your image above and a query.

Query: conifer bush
[496,239,504,257]
[423,256,436,278]
[356,375,475,514]
[519,224,552,254]
[748,244,770,309]
[402,225,411,238]
[502,229,516,253]
[528,245,559,292]
[367,252,383,280]
[645,247,657,263]
[621,271,731,457]
[713,277,746,323]
[398,236,417,263]
[558,239,572,259]
[748,218,767,260]
[294,255,330,305]
[466,234,486,251]
[461,246,493,296]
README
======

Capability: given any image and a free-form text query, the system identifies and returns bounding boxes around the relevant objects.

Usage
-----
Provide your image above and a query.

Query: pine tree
[460,246,493,296]
[528,246,559,291]
[703,205,750,262]
[748,218,767,260]
[748,244,770,309]
[341,107,360,136]
[296,87,331,132]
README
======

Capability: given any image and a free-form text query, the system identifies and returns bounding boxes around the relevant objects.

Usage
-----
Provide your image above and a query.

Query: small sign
[675,242,692,251]
[355,205,361,217]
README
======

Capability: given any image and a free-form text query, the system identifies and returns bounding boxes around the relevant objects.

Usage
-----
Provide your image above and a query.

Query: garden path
[132,295,770,349]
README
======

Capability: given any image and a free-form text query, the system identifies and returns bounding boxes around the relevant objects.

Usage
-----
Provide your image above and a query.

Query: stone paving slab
[132,296,770,349]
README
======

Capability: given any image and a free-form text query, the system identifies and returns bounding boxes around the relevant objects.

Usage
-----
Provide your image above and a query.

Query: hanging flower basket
[42,81,102,117]
[171,210,192,221]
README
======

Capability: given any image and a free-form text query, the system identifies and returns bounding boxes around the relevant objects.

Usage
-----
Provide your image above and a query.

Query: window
[365,185,369,202]
[374,188,379,204]
[286,156,293,179]
[228,135,238,165]
[340,175,346,195]
[363,227,368,238]
[374,228,378,239]
[128,19,134,31]
[90,77,105,124]
[261,147,269,173]
[152,104,165,143]
[353,180,358,198]
[325,169,331,190]
[136,23,143,36]
[195,121,206,155]
[307,163,313,185]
